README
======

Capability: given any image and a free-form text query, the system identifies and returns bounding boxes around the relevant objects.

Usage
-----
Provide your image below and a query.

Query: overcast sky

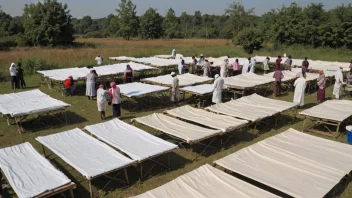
[1,0,351,18]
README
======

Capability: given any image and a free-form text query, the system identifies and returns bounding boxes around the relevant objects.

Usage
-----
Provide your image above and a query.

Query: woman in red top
[123,65,133,83]
[63,76,76,95]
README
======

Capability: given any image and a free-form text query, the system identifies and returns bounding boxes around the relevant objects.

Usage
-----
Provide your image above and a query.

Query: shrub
[22,57,57,75]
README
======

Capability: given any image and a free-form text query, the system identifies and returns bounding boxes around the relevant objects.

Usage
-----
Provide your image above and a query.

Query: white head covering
[200,54,203,56]
[215,74,220,79]
[11,63,15,67]
[171,72,176,76]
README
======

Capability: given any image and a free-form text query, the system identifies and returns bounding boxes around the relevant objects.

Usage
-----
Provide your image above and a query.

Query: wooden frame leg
[124,168,129,185]
[70,189,75,198]
[302,118,307,132]
[89,180,93,198]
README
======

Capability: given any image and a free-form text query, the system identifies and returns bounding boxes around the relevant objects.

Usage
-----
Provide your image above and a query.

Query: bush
[83,31,109,38]
[22,57,57,75]
[233,27,264,54]
[0,36,17,50]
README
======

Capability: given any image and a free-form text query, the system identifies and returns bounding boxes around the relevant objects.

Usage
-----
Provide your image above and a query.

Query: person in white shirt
[171,49,176,58]
[242,58,250,74]
[95,55,103,66]
[202,59,210,77]
[178,57,185,74]
[293,73,307,107]
[9,63,17,89]
[333,67,344,99]
[96,84,107,120]
[170,72,179,102]
[212,74,225,104]
[108,82,121,117]
[263,57,270,74]
[220,59,230,78]
[249,57,256,73]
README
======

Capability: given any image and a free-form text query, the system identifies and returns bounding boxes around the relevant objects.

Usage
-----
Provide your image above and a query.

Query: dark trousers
[18,76,26,88]
[10,76,17,89]
[112,103,121,117]
[274,81,281,96]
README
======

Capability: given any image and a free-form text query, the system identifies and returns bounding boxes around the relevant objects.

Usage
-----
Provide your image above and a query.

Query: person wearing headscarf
[293,72,307,107]
[198,54,205,65]
[97,84,107,119]
[108,82,121,117]
[220,58,230,78]
[86,70,98,100]
[124,64,134,83]
[333,67,344,99]
[242,58,250,74]
[249,57,256,73]
[233,59,239,76]
[9,63,17,90]
[64,76,76,95]
[170,72,179,102]
[171,49,176,58]
[178,56,185,75]
[273,66,284,97]
[212,74,225,104]
[17,62,26,88]
[202,59,211,77]
[317,70,326,103]
[275,56,282,69]
[263,57,270,74]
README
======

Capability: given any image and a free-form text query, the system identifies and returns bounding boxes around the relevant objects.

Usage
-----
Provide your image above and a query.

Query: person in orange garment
[63,76,76,95]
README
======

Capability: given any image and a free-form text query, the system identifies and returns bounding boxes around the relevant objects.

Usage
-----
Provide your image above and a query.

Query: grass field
[0,38,352,198]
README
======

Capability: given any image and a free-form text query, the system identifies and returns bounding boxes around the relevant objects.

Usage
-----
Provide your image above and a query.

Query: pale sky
[1,0,350,18]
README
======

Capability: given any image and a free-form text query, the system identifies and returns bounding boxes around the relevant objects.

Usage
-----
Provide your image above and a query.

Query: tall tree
[225,1,254,37]
[140,8,163,39]
[116,0,139,40]
[22,0,74,46]
[163,8,180,38]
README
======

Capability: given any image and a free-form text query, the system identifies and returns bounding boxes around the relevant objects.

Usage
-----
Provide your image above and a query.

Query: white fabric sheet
[180,84,213,95]
[117,82,169,97]
[142,73,213,87]
[165,105,248,132]
[110,56,179,67]
[206,94,296,122]
[0,89,70,117]
[84,119,178,162]
[299,100,352,122]
[133,113,222,144]
[131,164,278,198]
[0,142,72,198]
[36,128,135,179]
[38,62,155,81]
[224,73,273,88]
[214,128,352,198]
[266,70,319,82]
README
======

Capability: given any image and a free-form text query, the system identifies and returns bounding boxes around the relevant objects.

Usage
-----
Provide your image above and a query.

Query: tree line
[0,0,351,53]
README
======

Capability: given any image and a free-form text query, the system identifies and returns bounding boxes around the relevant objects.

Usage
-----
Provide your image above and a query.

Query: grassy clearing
[0,39,352,197]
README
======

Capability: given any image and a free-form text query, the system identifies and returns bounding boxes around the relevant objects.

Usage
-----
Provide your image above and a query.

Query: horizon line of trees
[0,0,351,53]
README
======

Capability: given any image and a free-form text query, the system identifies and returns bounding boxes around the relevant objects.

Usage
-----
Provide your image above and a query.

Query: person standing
[233,59,239,76]
[170,72,179,103]
[242,58,250,74]
[263,57,270,74]
[302,57,309,73]
[189,56,197,74]
[123,64,134,83]
[95,55,103,66]
[202,59,210,77]
[9,63,17,90]
[198,54,205,65]
[108,82,121,117]
[86,70,98,100]
[347,69,352,96]
[220,59,230,78]
[97,84,107,120]
[212,74,225,104]
[293,73,307,107]
[285,55,292,71]
[178,57,185,75]
[275,56,282,70]
[333,67,344,99]
[249,57,256,73]
[17,63,26,89]
[273,66,284,97]
[63,76,76,96]
[349,60,352,69]
[317,70,326,103]
[171,49,176,58]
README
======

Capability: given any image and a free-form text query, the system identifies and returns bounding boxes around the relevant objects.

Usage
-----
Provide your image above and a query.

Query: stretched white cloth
[118,82,169,97]
[0,89,70,117]
[131,164,278,198]
[293,76,306,106]
[133,113,222,144]
[180,84,213,95]
[224,73,273,88]
[84,119,177,162]
[266,70,319,82]
[36,128,135,179]
[38,62,155,81]
[142,73,213,87]
[0,142,72,198]
[154,55,174,59]
[165,105,248,132]
[214,128,352,198]
[206,94,296,122]
[110,56,179,67]
[300,100,352,122]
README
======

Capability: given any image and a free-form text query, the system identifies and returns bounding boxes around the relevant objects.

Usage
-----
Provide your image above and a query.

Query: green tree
[22,0,74,46]
[233,27,264,54]
[225,1,255,38]
[163,8,180,38]
[108,16,120,36]
[140,8,163,39]
[116,0,139,40]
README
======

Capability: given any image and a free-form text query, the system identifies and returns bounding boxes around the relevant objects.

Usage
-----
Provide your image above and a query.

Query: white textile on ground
[299,100,352,122]
[142,73,213,87]
[214,128,352,198]
[205,94,296,122]
[0,89,70,117]
[131,164,278,198]
[133,113,222,144]
[265,70,319,82]
[0,142,72,198]
[165,105,248,132]
[36,128,135,179]
[110,56,179,67]
[180,84,213,95]
[37,62,155,81]
[84,119,178,162]
[224,73,273,88]
[118,82,169,97]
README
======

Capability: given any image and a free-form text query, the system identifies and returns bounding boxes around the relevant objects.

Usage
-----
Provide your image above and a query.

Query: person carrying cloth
[170,72,179,103]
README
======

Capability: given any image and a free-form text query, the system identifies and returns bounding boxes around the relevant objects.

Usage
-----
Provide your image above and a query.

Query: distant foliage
[23,58,57,75]
[116,0,139,40]
[163,8,181,39]
[233,27,264,54]
[140,8,163,39]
